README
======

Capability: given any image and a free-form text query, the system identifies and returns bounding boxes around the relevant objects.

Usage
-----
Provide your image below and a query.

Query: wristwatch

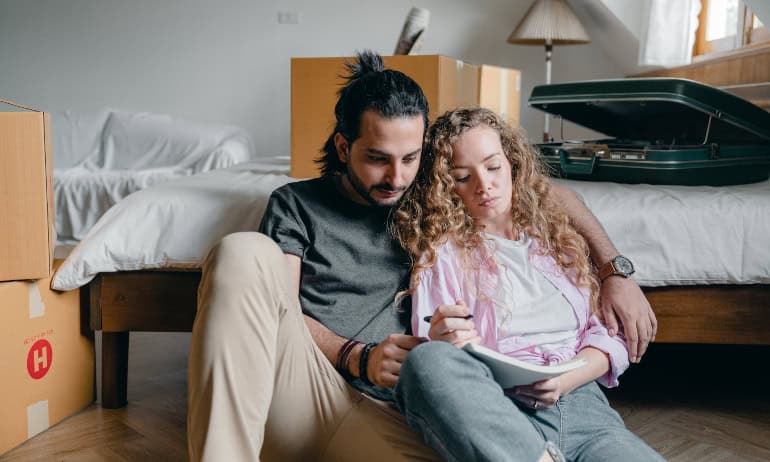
[598,255,635,281]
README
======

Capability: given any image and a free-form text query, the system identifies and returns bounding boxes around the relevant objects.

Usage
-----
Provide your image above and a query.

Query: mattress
[51,170,770,291]
[558,178,770,287]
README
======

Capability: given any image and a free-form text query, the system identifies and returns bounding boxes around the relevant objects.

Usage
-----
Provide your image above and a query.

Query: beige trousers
[188,232,440,462]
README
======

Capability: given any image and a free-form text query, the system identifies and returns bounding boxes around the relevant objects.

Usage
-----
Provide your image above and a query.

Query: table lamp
[508,0,590,141]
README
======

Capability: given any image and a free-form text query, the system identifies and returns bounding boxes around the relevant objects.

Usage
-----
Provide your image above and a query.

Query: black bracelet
[336,338,362,374]
[358,342,378,386]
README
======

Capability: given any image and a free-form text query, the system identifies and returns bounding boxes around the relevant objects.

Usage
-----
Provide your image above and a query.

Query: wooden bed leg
[102,331,129,408]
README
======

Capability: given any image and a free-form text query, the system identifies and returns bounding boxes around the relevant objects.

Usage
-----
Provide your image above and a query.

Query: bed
[48,109,271,407]
[51,167,770,408]
[52,160,294,407]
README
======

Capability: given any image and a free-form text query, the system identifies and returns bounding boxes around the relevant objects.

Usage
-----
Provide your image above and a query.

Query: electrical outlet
[278,11,299,24]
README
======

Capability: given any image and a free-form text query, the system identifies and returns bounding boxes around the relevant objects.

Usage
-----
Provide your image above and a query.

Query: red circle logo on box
[27,339,53,380]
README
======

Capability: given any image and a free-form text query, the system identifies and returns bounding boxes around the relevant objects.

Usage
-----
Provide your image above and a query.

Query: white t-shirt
[488,234,578,348]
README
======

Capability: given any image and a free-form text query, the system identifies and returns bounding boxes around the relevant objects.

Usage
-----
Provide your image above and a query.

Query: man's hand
[548,183,658,363]
[359,334,426,388]
[600,276,657,363]
[427,300,480,348]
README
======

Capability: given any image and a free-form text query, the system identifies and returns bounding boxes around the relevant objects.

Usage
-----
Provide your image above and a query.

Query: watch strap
[598,259,617,281]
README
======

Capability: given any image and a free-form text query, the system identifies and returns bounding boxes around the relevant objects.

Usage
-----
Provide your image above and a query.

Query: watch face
[615,256,634,275]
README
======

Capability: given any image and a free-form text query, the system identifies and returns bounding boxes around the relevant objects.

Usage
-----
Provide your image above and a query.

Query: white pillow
[51,161,296,291]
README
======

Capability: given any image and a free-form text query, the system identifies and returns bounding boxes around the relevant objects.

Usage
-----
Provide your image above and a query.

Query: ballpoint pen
[423,314,473,323]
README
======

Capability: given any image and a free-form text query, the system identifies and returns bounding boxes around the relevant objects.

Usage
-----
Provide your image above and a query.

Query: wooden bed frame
[84,269,770,408]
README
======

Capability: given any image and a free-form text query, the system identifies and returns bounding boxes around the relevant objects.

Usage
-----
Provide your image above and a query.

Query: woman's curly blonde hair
[391,107,599,309]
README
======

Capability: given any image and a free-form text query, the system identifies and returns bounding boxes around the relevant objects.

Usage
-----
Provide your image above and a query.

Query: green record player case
[530,78,770,186]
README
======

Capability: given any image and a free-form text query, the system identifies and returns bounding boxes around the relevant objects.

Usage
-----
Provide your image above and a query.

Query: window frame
[694,0,769,58]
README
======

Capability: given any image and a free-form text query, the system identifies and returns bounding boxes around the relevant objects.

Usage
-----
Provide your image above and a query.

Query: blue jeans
[394,342,666,462]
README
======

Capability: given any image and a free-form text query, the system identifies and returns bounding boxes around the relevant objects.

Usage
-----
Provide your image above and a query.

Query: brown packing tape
[0,98,40,112]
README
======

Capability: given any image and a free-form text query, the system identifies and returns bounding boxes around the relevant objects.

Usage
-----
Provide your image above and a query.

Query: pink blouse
[411,238,629,388]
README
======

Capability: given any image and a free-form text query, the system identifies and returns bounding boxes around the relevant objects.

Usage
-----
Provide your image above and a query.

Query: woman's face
[448,125,513,232]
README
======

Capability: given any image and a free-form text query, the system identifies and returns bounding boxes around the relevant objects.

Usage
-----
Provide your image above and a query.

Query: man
[187,51,657,461]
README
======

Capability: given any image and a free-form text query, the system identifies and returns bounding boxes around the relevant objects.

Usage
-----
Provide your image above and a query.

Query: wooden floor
[605,344,770,461]
[1,333,189,462]
[2,336,770,461]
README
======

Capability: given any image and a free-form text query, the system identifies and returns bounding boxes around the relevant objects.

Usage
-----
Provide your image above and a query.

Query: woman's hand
[427,300,480,348]
[506,348,611,410]
[507,378,565,410]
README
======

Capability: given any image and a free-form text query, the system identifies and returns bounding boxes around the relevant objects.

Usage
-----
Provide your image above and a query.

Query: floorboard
[2,336,769,461]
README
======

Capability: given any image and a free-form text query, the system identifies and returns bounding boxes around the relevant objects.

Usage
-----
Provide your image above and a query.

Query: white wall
[600,0,646,38]
[569,0,652,76]
[745,0,770,25]
[0,0,622,157]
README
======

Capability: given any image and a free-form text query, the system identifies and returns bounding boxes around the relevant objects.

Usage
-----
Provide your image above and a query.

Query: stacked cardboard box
[478,64,521,129]
[0,109,55,281]
[0,103,95,455]
[290,55,521,179]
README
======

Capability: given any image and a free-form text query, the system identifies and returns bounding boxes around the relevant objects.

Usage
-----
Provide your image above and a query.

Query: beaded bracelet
[336,338,362,374]
[358,342,378,386]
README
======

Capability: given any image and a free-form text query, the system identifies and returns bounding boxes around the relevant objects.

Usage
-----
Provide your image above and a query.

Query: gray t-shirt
[259,175,411,344]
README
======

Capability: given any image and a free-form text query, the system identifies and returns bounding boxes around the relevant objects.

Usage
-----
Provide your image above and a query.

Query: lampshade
[507,0,590,45]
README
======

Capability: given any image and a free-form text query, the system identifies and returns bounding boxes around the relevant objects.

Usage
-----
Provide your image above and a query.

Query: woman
[391,108,664,462]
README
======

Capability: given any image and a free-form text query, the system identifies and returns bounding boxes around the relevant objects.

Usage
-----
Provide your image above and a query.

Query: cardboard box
[290,55,478,179]
[478,64,522,129]
[0,107,55,281]
[0,260,94,455]
[290,55,521,179]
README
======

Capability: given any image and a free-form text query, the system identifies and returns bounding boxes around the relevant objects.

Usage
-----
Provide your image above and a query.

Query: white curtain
[638,0,702,67]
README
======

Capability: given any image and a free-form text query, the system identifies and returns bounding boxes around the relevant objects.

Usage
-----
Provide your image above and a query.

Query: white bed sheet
[53,109,258,242]
[51,172,770,291]
[52,160,295,291]
[55,166,196,243]
[556,178,770,287]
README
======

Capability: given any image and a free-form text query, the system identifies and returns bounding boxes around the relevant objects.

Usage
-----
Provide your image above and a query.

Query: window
[694,0,769,57]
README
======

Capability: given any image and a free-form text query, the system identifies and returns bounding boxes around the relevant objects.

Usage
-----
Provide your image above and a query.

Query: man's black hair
[316,50,430,176]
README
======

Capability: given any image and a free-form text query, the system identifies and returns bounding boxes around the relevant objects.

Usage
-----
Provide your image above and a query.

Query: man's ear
[334,133,349,163]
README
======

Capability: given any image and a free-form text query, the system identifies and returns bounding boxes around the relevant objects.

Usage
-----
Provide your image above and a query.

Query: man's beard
[345,163,406,208]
